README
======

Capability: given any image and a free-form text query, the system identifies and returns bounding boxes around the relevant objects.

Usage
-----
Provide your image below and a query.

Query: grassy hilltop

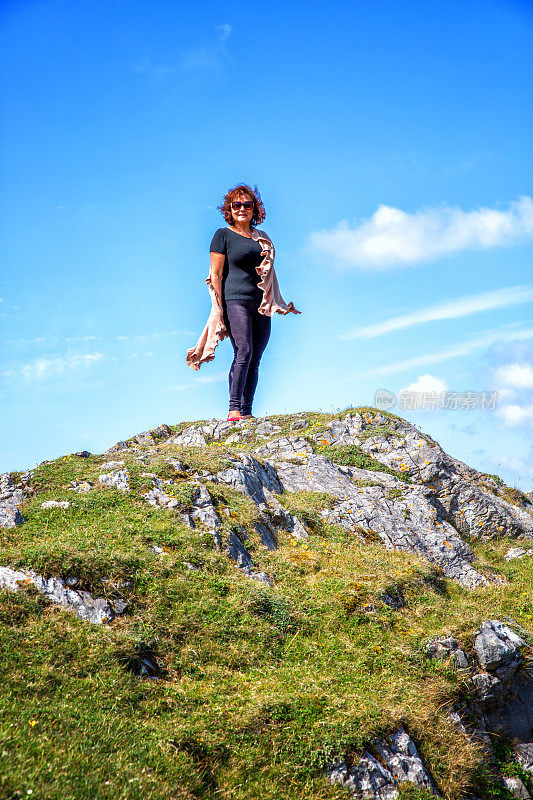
[1,406,533,800]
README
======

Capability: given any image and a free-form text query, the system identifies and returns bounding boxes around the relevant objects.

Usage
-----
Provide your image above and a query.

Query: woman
[186,184,300,422]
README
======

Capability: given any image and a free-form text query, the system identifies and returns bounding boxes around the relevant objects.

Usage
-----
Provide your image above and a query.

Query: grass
[313,442,412,483]
[0,406,530,800]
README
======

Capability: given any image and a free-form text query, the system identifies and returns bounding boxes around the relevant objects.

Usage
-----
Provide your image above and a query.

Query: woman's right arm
[208,252,225,309]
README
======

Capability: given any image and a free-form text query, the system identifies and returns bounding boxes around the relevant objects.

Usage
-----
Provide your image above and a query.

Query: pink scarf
[186,227,299,371]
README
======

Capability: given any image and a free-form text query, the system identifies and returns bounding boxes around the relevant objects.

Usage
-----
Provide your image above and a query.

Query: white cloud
[217,23,232,40]
[493,360,533,428]
[361,325,533,377]
[196,370,227,385]
[399,374,448,396]
[5,329,193,347]
[497,403,533,427]
[162,371,226,392]
[490,453,533,476]
[492,360,533,430]
[342,284,533,340]
[493,362,533,389]
[309,196,533,270]
[20,353,104,381]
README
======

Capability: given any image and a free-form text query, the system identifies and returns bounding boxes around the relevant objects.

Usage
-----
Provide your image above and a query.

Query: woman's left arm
[207,252,225,309]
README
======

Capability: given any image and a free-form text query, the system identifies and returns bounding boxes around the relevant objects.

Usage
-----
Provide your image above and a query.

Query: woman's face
[230,194,254,226]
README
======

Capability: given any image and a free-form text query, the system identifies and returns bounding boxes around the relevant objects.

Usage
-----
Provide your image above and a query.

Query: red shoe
[227,410,243,422]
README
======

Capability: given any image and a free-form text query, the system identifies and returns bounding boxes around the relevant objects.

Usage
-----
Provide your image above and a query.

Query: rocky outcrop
[0,470,33,528]
[471,621,533,742]
[428,620,533,746]
[216,453,308,540]
[328,728,440,798]
[141,474,272,584]
[98,468,130,492]
[107,423,173,453]
[213,447,485,588]
[0,566,127,624]
[99,410,533,589]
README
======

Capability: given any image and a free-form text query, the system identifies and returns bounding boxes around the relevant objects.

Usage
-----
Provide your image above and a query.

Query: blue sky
[1,0,532,491]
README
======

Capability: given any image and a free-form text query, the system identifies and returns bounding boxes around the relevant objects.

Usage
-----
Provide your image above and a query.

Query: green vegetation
[314,442,411,483]
[0,407,529,799]
[499,485,533,510]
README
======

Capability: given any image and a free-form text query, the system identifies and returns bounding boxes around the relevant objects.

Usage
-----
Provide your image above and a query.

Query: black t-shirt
[210,227,263,302]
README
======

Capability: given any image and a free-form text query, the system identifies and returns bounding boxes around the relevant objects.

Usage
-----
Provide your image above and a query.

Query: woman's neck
[231,221,252,236]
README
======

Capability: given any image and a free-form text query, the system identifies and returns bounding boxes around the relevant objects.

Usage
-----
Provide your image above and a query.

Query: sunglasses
[231,201,253,210]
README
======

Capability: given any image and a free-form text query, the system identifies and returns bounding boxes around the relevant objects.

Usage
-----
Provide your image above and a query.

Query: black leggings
[223,298,271,414]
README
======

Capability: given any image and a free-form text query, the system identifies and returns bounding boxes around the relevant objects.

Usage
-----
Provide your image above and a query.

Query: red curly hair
[218,183,266,228]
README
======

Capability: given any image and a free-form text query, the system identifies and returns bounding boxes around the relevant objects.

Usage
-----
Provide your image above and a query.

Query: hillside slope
[1,406,533,800]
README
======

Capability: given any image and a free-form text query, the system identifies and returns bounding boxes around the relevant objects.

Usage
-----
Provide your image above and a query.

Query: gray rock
[142,486,180,511]
[150,423,172,441]
[436,480,533,542]
[167,458,186,471]
[472,671,503,705]
[107,440,129,453]
[170,425,207,447]
[373,729,440,795]
[474,620,526,670]
[261,487,308,541]
[328,753,398,800]
[290,418,308,430]
[313,416,533,543]
[135,431,155,446]
[328,728,439,798]
[483,674,533,740]
[515,743,533,776]
[426,637,469,669]
[199,419,235,440]
[312,414,368,447]
[216,455,307,541]
[253,521,278,550]
[217,453,283,507]
[505,548,533,561]
[465,621,533,740]
[111,599,128,615]
[99,460,125,471]
[98,469,130,492]
[1,473,15,500]
[254,420,282,438]
[189,482,222,538]
[0,473,25,528]
[0,566,125,624]
[0,500,24,528]
[501,777,530,799]
[73,450,91,458]
[227,530,272,585]
[254,435,313,461]
[69,480,93,493]
[272,454,485,588]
